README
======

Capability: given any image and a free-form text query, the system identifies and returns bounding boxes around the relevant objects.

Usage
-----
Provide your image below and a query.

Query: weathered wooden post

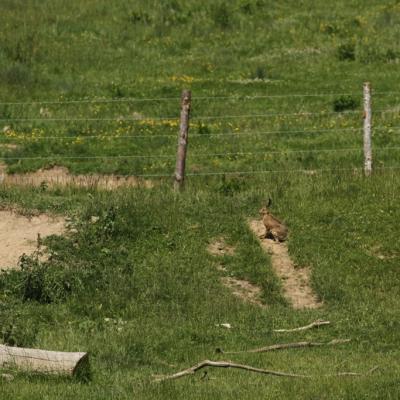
[174,90,191,190]
[363,82,372,176]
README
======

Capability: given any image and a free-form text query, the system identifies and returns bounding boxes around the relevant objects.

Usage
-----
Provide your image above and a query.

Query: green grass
[0,0,399,398]
[1,172,399,399]
[0,0,400,175]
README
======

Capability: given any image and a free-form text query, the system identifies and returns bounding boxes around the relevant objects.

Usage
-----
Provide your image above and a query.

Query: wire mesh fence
[0,85,399,182]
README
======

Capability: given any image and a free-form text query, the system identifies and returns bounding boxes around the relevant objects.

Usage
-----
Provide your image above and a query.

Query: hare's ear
[267,198,272,207]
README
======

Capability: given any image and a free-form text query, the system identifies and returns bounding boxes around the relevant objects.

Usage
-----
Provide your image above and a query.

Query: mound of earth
[0,165,153,189]
[0,211,65,271]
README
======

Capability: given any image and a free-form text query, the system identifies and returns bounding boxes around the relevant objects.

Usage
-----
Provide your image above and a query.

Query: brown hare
[259,199,288,242]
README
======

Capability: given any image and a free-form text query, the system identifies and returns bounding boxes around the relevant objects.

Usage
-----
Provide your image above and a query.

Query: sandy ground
[207,237,236,256]
[0,165,154,190]
[208,237,266,307]
[248,219,322,309]
[0,211,65,271]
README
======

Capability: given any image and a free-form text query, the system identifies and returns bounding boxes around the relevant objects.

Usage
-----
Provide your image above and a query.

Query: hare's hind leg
[269,229,279,241]
[265,229,276,240]
[259,228,269,239]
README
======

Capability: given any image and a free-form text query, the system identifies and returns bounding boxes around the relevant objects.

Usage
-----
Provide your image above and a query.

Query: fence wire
[1,146,399,161]
[0,127,363,140]
[130,165,400,178]
[2,108,400,123]
[0,89,399,180]
[1,90,400,106]
[3,126,400,141]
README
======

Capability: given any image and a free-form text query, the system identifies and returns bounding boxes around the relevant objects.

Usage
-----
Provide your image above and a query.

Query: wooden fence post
[174,90,191,190]
[363,82,372,176]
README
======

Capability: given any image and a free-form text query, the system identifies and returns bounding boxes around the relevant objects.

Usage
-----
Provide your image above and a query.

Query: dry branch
[154,360,378,382]
[0,344,88,377]
[335,366,379,377]
[273,319,330,333]
[154,360,309,382]
[217,339,350,355]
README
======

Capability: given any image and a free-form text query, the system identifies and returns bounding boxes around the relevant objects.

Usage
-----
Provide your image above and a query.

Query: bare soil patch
[221,276,266,308]
[248,219,322,309]
[0,144,19,150]
[0,165,154,189]
[207,237,236,256]
[0,210,65,271]
[366,244,397,260]
[208,237,265,307]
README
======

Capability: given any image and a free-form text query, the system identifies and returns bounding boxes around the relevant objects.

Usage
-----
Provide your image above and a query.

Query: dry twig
[153,360,309,382]
[154,360,378,382]
[216,339,350,355]
[274,319,330,333]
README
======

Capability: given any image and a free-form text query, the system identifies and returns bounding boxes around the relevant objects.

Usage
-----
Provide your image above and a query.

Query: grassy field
[0,0,399,399]
[0,0,400,175]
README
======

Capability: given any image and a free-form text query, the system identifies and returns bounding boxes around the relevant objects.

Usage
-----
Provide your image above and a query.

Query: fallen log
[0,344,89,378]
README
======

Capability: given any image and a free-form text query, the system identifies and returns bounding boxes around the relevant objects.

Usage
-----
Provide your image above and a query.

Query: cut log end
[0,344,89,380]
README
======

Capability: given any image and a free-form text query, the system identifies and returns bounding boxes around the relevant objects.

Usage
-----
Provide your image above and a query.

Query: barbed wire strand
[1,91,400,106]
[0,111,365,122]
[4,125,400,141]
[0,127,363,140]
[1,146,399,161]
[184,165,400,177]
[117,165,400,178]
[2,108,400,123]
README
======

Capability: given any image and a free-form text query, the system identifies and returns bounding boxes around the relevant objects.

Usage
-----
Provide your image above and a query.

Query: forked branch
[154,360,378,382]
[154,360,309,382]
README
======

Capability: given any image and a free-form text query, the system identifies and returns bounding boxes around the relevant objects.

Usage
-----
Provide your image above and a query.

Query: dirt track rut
[248,219,322,309]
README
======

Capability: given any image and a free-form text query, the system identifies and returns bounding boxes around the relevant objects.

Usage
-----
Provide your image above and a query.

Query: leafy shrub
[17,252,79,304]
[0,311,38,347]
[128,10,152,25]
[100,206,118,238]
[358,45,399,64]
[108,81,125,98]
[320,22,339,35]
[197,122,211,135]
[0,105,12,119]
[2,33,38,65]
[212,3,231,29]
[337,43,356,61]
[1,63,33,86]
[333,95,359,112]
[240,2,254,14]
[251,66,267,80]
[217,176,245,196]
[385,48,399,62]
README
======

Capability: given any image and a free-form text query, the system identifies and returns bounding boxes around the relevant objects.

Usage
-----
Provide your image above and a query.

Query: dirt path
[0,165,154,190]
[207,237,266,308]
[248,219,322,309]
[0,211,65,271]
